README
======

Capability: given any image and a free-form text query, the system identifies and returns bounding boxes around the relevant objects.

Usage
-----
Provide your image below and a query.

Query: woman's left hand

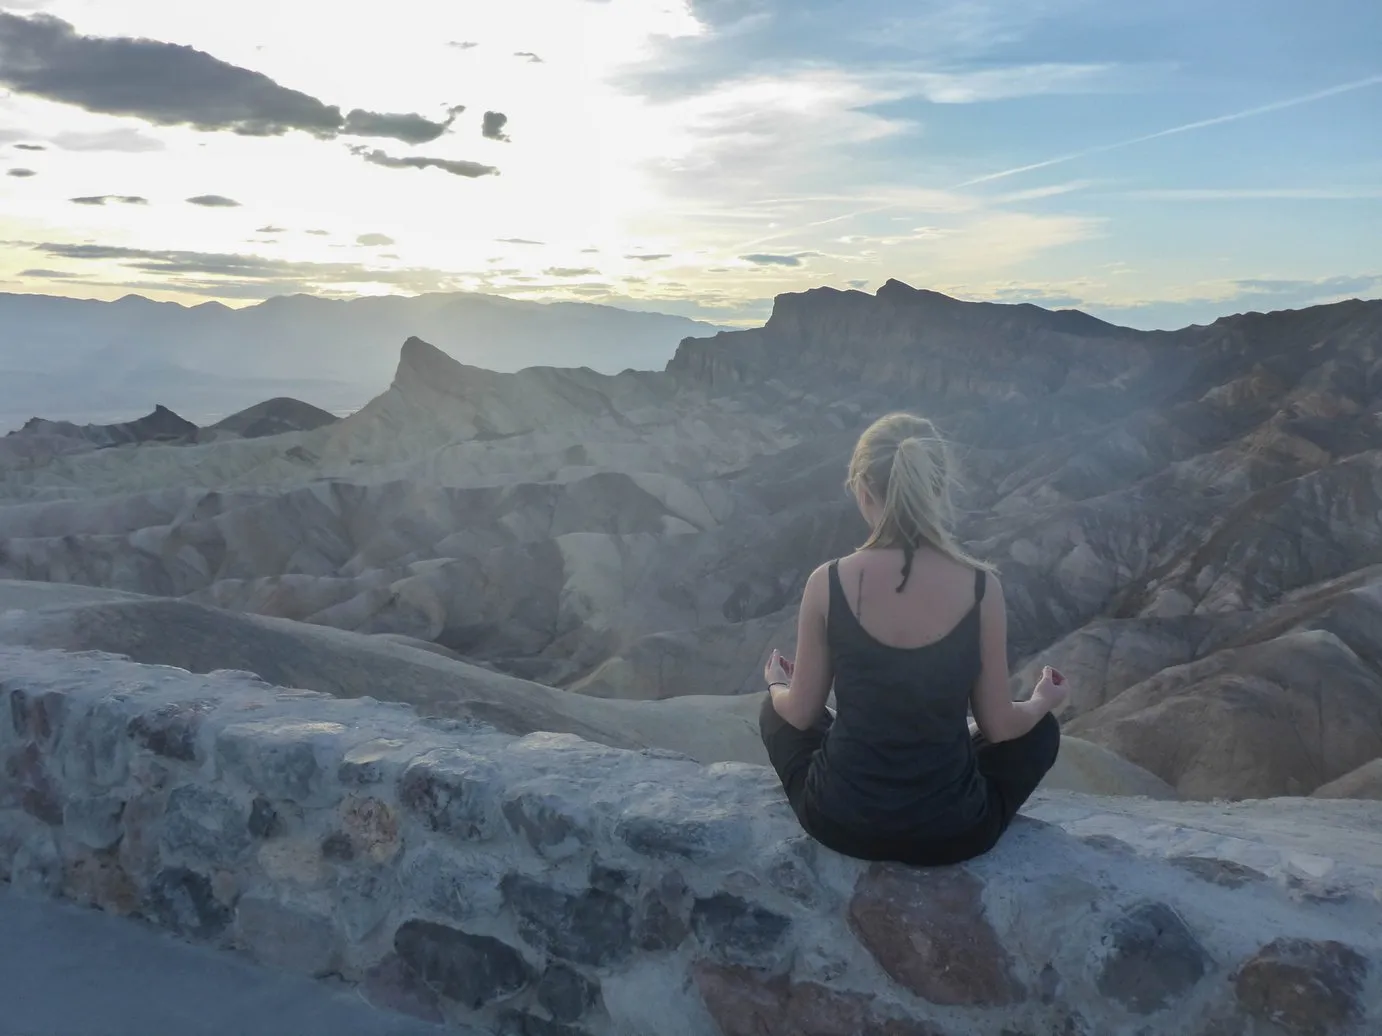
[764,649,792,688]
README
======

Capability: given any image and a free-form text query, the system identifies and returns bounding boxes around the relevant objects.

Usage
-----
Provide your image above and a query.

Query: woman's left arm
[769,564,833,730]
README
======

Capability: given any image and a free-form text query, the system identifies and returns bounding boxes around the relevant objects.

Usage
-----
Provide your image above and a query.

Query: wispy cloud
[544,266,600,277]
[356,233,395,246]
[740,252,818,267]
[1126,187,1382,201]
[6,167,37,177]
[956,73,1382,188]
[187,195,240,207]
[72,195,148,206]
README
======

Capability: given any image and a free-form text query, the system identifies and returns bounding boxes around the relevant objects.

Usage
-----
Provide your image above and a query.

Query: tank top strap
[974,567,986,604]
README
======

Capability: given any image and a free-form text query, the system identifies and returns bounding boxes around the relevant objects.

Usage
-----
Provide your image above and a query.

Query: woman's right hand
[1032,666,1070,712]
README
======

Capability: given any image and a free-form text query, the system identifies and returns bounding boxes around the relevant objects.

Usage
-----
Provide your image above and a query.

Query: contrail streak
[729,73,1382,253]
[953,73,1382,188]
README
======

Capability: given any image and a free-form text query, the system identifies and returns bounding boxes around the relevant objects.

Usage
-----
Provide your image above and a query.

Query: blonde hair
[845,412,994,589]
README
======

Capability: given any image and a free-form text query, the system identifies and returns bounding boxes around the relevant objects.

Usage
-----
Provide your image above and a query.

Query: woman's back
[805,547,988,838]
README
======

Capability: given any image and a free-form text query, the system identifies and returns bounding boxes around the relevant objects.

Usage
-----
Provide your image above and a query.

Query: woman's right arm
[970,573,1061,743]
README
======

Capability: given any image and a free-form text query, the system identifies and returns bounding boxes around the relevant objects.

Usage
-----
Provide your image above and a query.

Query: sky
[0,0,1379,329]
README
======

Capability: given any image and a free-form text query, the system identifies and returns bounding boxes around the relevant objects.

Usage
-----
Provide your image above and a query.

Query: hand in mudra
[1033,666,1070,711]
[764,649,794,687]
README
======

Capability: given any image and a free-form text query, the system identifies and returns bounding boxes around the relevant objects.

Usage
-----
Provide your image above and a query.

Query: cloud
[351,146,498,178]
[544,266,600,277]
[18,240,478,297]
[256,224,286,233]
[0,12,463,145]
[71,195,147,205]
[626,253,672,261]
[740,252,817,266]
[306,229,330,236]
[497,237,544,245]
[13,142,45,151]
[19,268,86,279]
[482,111,510,141]
[514,51,544,63]
[187,194,240,207]
[6,167,37,177]
[356,233,395,246]
[448,41,479,50]
[847,279,870,289]
[343,106,466,146]
[52,128,165,152]
[1126,187,1382,201]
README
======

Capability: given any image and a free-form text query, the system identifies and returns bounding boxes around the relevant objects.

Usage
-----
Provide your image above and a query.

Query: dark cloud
[0,13,462,146]
[71,195,148,205]
[187,194,240,207]
[343,105,465,146]
[13,142,45,150]
[52,128,165,152]
[544,266,600,277]
[351,146,498,178]
[19,268,86,279]
[497,237,544,245]
[7,168,37,177]
[514,51,544,63]
[449,41,479,50]
[482,111,510,141]
[20,240,470,297]
[626,253,671,261]
[255,224,286,233]
[356,233,395,246]
[740,252,818,266]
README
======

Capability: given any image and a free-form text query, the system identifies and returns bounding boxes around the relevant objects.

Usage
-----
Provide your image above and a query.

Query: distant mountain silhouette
[0,290,727,431]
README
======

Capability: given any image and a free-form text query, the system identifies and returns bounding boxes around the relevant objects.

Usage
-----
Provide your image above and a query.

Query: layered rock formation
[3,647,1379,1036]
[2,283,1382,801]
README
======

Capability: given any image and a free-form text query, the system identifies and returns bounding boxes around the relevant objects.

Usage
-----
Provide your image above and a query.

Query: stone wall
[2,645,1379,1036]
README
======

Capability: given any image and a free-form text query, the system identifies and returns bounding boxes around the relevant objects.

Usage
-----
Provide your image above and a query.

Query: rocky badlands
[2,280,1381,1035]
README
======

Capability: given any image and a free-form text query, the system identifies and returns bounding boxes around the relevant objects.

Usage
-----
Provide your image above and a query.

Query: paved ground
[0,887,470,1036]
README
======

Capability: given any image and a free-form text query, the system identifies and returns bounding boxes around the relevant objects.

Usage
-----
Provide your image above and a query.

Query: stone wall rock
[2,645,1381,1036]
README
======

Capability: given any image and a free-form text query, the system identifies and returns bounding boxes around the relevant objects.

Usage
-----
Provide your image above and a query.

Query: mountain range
[0,290,726,428]
[1,279,1380,804]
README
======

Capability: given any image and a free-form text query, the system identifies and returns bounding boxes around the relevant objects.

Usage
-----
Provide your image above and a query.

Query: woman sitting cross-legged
[759,411,1067,866]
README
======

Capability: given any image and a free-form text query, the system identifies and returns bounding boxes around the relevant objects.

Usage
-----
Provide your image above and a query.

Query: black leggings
[759,694,1061,866]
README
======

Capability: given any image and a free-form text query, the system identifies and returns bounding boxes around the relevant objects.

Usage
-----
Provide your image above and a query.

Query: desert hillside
[3,279,1381,801]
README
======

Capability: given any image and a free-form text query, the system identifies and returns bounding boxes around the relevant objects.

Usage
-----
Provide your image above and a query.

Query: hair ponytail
[846,412,994,590]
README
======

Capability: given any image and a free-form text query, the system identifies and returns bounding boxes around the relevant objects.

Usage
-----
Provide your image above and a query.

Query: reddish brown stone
[692,963,950,1036]
[5,742,62,826]
[63,848,139,915]
[362,953,445,1024]
[338,795,401,864]
[1234,938,1368,1036]
[848,863,1025,1007]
